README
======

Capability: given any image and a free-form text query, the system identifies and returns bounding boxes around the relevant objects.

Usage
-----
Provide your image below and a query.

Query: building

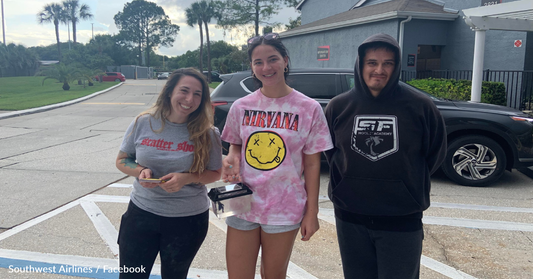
[281,0,531,73]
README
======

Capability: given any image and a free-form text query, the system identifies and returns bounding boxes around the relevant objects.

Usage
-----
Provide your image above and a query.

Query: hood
[353,33,401,100]
[447,99,527,116]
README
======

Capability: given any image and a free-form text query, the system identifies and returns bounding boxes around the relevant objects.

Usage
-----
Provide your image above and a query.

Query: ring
[229,165,233,169]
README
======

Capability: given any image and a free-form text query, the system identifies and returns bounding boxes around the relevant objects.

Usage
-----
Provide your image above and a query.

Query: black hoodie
[324,34,446,231]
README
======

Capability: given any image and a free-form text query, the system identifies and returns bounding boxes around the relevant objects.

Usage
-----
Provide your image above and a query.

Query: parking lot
[0,79,532,278]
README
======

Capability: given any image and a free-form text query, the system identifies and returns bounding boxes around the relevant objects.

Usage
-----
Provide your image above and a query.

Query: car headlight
[511,116,533,122]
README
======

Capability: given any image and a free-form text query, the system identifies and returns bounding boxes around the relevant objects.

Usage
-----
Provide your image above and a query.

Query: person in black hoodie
[324,33,446,279]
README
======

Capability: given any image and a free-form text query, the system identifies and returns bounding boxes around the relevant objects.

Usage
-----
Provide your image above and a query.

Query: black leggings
[117,201,209,279]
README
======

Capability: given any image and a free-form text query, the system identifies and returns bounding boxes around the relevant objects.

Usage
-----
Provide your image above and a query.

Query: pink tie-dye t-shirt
[221,89,333,225]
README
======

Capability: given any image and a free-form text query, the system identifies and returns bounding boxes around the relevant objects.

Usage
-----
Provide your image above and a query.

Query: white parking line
[431,202,533,213]
[423,216,533,231]
[2,187,528,279]
[316,208,481,279]
[107,183,133,188]
[82,194,129,203]
[421,256,479,279]
[79,200,120,257]
[0,201,79,242]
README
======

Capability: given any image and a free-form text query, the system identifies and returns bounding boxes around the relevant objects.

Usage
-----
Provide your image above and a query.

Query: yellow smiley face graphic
[245,131,286,170]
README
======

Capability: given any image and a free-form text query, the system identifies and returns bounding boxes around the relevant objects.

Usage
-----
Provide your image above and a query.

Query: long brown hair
[134,68,214,174]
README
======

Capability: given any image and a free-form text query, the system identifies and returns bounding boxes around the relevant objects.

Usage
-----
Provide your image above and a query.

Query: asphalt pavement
[0,79,532,279]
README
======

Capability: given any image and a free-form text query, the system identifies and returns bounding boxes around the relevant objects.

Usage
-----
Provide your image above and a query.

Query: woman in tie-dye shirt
[221,33,333,278]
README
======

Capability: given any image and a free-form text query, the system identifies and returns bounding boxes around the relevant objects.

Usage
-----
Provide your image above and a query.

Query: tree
[113,0,179,67]
[177,50,200,69]
[285,16,301,30]
[199,0,216,82]
[186,2,204,73]
[214,0,297,36]
[78,67,104,87]
[40,63,80,90]
[229,49,248,72]
[38,3,67,61]
[187,0,217,82]
[88,34,137,66]
[62,0,93,44]
[0,43,40,77]
[206,40,237,60]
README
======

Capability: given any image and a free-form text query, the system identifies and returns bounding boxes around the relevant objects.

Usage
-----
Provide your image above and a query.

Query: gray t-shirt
[120,114,222,217]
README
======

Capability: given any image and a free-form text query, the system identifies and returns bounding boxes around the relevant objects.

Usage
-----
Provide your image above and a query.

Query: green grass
[209,81,221,88]
[0,76,119,111]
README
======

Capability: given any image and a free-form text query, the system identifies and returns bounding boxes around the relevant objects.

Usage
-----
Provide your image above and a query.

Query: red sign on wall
[514,40,522,48]
[317,46,330,61]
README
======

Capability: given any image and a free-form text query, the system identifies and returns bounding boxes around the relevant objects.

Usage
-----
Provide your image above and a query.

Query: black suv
[203,71,222,82]
[211,68,533,187]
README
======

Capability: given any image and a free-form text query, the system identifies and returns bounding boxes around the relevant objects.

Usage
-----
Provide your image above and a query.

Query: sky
[0,0,300,57]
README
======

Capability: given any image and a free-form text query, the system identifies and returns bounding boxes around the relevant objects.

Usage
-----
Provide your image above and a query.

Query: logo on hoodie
[351,115,398,161]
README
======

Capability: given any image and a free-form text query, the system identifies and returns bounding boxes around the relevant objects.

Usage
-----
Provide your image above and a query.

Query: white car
[157,72,170,80]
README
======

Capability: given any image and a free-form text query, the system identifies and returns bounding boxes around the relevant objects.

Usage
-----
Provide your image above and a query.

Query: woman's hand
[138,168,159,188]
[158,173,191,193]
[300,211,320,241]
[222,144,242,183]
[300,152,321,241]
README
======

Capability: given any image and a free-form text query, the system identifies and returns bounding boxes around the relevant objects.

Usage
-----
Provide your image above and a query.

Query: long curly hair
[135,68,214,174]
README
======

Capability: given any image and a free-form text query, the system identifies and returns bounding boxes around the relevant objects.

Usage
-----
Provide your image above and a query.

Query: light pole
[1,0,5,45]
[91,23,93,39]
[67,23,71,50]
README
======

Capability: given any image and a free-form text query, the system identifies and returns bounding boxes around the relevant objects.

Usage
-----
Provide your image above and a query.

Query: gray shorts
[226,216,300,234]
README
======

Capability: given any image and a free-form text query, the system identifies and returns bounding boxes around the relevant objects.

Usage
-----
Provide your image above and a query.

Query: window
[344,75,355,89]
[242,77,259,93]
[287,74,338,99]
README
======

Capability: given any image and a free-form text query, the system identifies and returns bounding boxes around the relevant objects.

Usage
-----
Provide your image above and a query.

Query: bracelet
[139,167,149,175]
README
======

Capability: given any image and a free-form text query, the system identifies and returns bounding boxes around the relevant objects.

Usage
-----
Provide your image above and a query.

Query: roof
[462,0,533,32]
[283,0,458,38]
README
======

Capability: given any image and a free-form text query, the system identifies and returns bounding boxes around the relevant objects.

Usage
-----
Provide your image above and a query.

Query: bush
[406,78,506,106]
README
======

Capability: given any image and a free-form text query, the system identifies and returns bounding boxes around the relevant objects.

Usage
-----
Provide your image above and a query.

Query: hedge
[406,78,507,106]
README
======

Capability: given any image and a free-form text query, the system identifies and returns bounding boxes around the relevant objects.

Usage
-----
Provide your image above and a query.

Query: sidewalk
[0,176,342,279]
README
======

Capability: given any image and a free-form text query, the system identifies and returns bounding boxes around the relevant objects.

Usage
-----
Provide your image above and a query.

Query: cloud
[2,0,299,57]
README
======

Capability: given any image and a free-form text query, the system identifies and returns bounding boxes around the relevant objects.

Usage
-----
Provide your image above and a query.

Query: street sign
[514,40,522,48]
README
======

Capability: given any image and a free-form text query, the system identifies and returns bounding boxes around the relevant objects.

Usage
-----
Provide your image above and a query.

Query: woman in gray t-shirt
[115,68,222,278]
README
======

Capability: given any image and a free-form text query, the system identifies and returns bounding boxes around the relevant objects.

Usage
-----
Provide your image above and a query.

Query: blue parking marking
[0,257,163,279]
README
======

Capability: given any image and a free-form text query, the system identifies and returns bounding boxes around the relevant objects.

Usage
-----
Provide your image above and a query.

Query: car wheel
[115,78,121,82]
[441,135,506,187]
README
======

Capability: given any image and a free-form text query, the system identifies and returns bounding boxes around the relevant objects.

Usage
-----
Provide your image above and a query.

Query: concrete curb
[0,82,124,120]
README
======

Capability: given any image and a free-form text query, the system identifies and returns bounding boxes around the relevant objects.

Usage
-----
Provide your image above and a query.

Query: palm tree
[78,67,104,87]
[40,63,80,90]
[38,3,67,61]
[0,43,40,77]
[62,0,93,44]
[186,2,204,73]
[198,0,215,83]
